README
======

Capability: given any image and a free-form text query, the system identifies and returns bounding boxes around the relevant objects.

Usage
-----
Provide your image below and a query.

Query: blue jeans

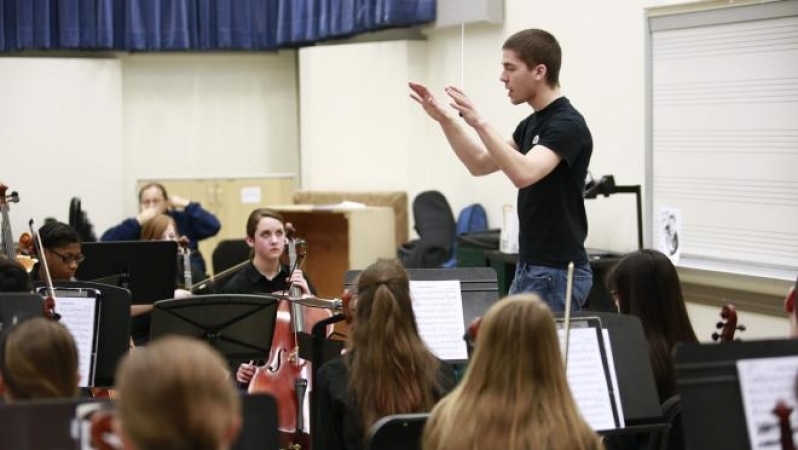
[508,262,593,312]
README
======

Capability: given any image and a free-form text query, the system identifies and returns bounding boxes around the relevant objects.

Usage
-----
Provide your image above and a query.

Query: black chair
[398,191,456,268]
[233,393,280,450]
[654,395,683,450]
[366,413,429,450]
[211,239,250,290]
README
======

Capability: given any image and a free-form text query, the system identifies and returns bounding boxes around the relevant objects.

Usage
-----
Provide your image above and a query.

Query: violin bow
[563,261,575,370]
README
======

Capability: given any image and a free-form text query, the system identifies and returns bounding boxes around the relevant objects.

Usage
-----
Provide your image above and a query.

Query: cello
[247,226,332,450]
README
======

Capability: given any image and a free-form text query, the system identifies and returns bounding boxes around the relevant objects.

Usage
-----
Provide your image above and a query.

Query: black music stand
[150,294,278,363]
[675,339,798,449]
[33,281,132,387]
[0,293,44,334]
[77,240,177,305]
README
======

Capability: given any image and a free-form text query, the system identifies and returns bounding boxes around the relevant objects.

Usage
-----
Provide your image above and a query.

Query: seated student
[0,317,79,401]
[422,294,602,450]
[101,183,220,277]
[223,208,316,386]
[35,221,84,282]
[114,336,242,450]
[605,248,698,402]
[0,258,32,292]
[316,258,457,450]
[140,213,203,298]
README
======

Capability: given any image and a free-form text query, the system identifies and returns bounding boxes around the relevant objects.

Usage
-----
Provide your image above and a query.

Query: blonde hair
[140,214,177,241]
[115,336,241,450]
[347,259,442,436]
[0,317,79,401]
[422,295,602,450]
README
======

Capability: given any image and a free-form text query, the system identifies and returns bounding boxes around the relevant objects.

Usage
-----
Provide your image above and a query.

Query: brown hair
[423,295,602,450]
[245,208,285,239]
[0,317,79,401]
[347,259,442,436]
[115,336,241,450]
[138,183,168,203]
[140,214,178,241]
[605,249,698,400]
[502,28,562,88]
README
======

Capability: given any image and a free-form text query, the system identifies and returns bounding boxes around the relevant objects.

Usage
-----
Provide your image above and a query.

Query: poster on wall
[656,206,682,265]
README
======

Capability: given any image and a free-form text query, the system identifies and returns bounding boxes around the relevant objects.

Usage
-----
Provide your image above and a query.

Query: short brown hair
[116,336,241,450]
[138,183,168,203]
[503,29,562,88]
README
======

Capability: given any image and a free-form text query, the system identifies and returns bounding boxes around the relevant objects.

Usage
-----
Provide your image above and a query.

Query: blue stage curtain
[0,0,435,52]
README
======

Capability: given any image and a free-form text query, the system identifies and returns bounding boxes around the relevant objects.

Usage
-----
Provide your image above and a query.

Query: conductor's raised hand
[409,82,451,122]
[168,195,190,211]
[445,86,485,128]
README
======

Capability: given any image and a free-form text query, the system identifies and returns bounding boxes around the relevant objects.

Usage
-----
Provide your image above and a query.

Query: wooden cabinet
[137,175,295,272]
[269,205,396,298]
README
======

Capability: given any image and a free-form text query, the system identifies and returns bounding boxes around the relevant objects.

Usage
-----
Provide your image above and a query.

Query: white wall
[687,302,790,341]
[120,52,299,215]
[0,58,125,235]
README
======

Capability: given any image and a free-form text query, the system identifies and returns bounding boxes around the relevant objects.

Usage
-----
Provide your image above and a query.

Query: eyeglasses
[48,249,86,265]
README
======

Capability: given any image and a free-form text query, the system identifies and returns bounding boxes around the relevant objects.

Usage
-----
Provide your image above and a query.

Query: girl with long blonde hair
[423,294,602,450]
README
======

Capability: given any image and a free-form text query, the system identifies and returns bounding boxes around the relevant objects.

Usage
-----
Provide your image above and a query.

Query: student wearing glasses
[35,221,85,282]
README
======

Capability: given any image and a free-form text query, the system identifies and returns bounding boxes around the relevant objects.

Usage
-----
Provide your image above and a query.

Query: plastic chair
[398,191,456,268]
[365,413,429,450]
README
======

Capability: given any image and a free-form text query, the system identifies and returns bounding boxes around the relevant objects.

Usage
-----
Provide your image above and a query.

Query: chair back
[366,413,429,450]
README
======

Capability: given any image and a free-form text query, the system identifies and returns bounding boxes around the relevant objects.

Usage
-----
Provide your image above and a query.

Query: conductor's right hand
[236,362,256,385]
[409,82,451,122]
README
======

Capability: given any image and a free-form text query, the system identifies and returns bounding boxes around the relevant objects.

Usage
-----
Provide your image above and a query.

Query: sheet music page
[558,326,618,431]
[55,295,98,387]
[603,329,625,428]
[409,280,467,361]
[737,356,798,450]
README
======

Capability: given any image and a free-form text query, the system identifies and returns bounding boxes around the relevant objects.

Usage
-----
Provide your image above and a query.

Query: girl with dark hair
[605,249,698,401]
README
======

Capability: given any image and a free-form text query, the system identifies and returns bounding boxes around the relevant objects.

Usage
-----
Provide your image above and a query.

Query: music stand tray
[150,294,279,362]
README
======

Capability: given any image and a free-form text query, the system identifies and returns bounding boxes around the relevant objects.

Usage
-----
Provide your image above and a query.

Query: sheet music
[409,280,467,361]
[55,294,98,387]
[737,356,798,450]
[558,326,618,431]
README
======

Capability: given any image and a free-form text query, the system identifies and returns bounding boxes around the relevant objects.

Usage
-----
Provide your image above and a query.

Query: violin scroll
[711,304,746,342]
[773,400,796,450]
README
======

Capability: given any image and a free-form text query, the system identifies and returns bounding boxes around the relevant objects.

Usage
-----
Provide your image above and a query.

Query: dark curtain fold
[0,0,435,52]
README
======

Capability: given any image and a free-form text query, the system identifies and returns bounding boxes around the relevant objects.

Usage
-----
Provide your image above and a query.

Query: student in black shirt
[221,208,315,386]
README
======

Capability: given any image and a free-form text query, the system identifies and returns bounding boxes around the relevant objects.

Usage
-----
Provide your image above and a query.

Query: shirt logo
[532,135,540,145]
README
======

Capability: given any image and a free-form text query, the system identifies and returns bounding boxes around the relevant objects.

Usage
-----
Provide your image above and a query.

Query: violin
[774,400,796,450]
[0,185,37,272]
[711,304,746,342]
[247,225,333,449]
[178,236,192,290]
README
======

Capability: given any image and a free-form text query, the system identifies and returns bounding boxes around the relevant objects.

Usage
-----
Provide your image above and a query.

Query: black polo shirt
[221,262,316,295]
